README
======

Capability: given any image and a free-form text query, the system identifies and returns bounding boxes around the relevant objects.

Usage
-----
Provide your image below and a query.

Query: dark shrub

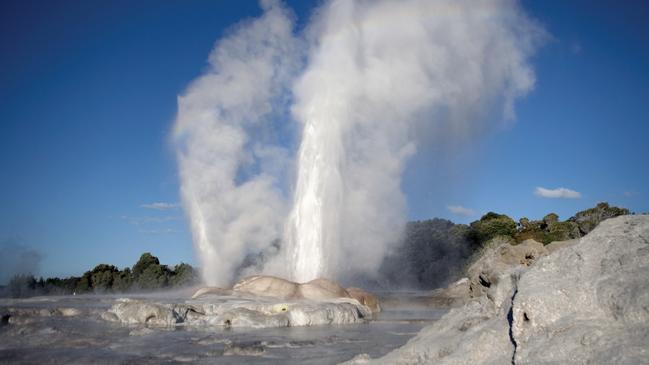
[469,212,517,244]
[132,253,160,281]
[569,202,630,235]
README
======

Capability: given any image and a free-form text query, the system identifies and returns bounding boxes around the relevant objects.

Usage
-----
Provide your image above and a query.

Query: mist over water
[174,0,543,286]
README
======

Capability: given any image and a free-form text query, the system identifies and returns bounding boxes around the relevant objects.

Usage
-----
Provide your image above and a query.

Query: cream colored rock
[192,275,381,314]
[190,287,232,299]
[232,275,299,299]
[298,278,350,300]
[346,287,381,313]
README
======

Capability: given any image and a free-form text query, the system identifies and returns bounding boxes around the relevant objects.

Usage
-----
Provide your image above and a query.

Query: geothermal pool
[0,291,445,364]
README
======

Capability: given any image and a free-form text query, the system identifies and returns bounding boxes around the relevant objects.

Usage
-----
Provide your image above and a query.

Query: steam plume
[173,0,298,286]
[175,0,543,285]
[0,239,42,284]
[286,0,542,282]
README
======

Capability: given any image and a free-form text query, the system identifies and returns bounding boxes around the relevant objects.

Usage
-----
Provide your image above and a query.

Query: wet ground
[0,291,446,364]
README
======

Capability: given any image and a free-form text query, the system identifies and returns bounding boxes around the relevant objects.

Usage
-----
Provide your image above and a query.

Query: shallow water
[0,291,445,364]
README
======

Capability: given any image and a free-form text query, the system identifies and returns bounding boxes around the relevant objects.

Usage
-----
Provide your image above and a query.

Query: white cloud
[534,187,582,199]
[447,205,475,217]
[140,202,179,210]
[121,215,182,226]
[623,191,639,197]
[139,228,181,234]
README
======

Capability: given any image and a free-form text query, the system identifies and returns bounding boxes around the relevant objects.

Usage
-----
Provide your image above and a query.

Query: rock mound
[102,276,380,329]
[348,215,649,364]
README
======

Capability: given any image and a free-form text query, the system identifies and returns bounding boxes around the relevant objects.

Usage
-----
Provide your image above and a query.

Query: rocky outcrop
[100,276,380,329]
[426,278,471,308]
[349,215,649,364]
[568,202,630,235]
[512,215,649,364]
[232,275,300,299]
[347,287,381,313]
[101,299,183,326]
[194,275,381,314]
[544,238,578,253]
[467,238,548,298]
[102,295,372,328]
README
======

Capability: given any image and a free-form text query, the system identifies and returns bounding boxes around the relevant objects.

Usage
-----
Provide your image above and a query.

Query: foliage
[2,253,199,298]
[543,213,559,225]
[569,202,630,235]
[112,268,133,292]
[514,202,628,245]
[137,264,169,290]
[75,272,92,293]
[469,212,517,245]
[132,253,160,280]
[170,263,199,288]
[90,264,118,292]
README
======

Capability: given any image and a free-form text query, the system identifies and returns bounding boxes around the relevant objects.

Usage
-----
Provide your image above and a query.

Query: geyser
[174,0,543,286]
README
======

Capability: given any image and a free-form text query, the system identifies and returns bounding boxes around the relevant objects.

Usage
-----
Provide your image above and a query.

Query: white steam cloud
[173,0,299,286]
[535,186,582,199]
[175,0,543,285]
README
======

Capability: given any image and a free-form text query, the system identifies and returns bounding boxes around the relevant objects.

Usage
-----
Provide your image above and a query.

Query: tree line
[3,252,199,298]
[379,202,631,289]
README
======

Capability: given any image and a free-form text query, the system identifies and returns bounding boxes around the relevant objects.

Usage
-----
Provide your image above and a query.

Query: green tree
[570,202,630,235]
[132,253,160,281]
[90,264,118,292]
[75,271,92,293]
[469,212,517,245]
[169,263,198,287]
[542,213,559,226]
[138,264,169,290]
[112,268,133,292]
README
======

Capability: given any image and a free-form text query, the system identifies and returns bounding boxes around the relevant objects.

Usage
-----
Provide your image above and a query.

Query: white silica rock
[102,294,371,329]
[350,215,649,365]
[512,215,649,364]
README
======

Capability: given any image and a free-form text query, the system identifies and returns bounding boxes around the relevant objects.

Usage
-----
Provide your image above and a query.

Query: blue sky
[1,0,648,281]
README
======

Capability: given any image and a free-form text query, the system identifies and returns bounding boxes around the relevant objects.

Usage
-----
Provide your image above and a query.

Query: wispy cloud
[623,191,639,198]
[121,215,182,226]
[447,205,475,217]
[139,228,181,235]
[140,202,179,210]
[570,41,582,55]
[534,187,581,199]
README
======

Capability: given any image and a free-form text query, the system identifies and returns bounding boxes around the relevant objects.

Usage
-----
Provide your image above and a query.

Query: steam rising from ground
[0,239,42,284]
[174,0,543,286]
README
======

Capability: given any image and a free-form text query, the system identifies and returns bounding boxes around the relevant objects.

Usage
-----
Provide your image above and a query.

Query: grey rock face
[427,277,471,308]
[544,238,579,254]
[467,238,548,298]
[356,215,649,365]
[359,275,517,365]
[512,215,649,364]
[102,299,182,326]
